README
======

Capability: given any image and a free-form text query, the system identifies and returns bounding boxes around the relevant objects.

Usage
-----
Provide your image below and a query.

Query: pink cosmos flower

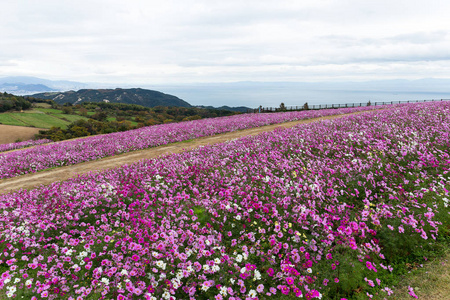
[132,254,140,261]
[281,285,290,295]
[293,287,303,297]
[286,277,294,285]
[408,286,419,299]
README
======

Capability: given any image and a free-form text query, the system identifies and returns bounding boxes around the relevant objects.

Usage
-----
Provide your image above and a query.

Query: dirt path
[0,124,46,144]
[0,111,370,194]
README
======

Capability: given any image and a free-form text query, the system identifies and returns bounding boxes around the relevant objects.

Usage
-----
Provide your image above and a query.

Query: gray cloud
[1,0,450,84]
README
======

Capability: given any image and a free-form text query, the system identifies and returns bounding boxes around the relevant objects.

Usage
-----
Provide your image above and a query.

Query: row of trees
[36,119,137,141]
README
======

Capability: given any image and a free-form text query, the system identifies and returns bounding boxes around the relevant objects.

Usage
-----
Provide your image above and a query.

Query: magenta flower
[280,285,290,295]
[132,254,140,261]
[286,277,295,285]
[408,286,419,299]
[293,287,303,297]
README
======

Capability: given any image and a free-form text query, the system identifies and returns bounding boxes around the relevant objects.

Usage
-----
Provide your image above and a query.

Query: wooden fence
[247,99,450,113]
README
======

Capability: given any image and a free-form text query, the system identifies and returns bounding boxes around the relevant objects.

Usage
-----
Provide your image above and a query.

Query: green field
[0,108,89,129]
[0,114,28,126]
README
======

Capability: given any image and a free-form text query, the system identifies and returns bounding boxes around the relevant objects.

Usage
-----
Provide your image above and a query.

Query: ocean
[151,82,450,109]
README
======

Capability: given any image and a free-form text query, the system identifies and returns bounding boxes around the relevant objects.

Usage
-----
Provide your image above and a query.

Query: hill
[31,88,192,108]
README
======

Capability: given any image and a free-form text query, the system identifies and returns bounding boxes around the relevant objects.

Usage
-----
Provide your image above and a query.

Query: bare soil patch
[0,124,45,145]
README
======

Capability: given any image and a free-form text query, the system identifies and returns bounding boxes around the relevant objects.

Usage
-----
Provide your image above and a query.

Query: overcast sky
[1,0,450,84]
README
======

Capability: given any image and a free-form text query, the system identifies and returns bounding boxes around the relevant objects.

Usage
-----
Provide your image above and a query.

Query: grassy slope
[0,108,89,129]
[388,249,450,299]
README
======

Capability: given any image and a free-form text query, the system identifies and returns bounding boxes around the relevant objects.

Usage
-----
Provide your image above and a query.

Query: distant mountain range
[0,82,57,94]
[195,105,250,113]
[0,76,252,111]
[7,75,450,110]
[0,76,87,94]
[31,88,192,108]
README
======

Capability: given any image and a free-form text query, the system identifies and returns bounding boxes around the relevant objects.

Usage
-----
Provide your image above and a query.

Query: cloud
[1,0,450,83]
[0,61,17,67]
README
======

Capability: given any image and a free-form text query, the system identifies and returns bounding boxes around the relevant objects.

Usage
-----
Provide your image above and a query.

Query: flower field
[0,102,449,299]
[0,139,52,153]
[0,106,378,180]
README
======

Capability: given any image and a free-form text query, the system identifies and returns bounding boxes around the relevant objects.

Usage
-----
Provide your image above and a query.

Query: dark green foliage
[0,92,32,112]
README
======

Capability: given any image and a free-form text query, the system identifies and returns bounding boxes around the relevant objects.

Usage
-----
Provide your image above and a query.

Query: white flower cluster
[6,285,16,298]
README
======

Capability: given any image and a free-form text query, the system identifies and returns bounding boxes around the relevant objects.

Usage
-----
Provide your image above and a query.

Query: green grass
[32,103,52,108]
[38,108,65,114]
[12,113,70,128]
[387,247,450,299]
[22,108,45,114]
[0,108,90,129]
[0,114,28,126]
[52,114,89,123]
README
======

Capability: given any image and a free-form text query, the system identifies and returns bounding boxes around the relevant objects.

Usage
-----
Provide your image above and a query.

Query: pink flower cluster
[0,106,379,180]
[0,139,51,153]
[0,102,448,299]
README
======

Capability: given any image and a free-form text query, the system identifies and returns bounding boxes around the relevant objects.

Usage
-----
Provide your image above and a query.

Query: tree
[279,102,286,111]
[79,107,88,117]
[62,106,73,114]
[90,111,108,121]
